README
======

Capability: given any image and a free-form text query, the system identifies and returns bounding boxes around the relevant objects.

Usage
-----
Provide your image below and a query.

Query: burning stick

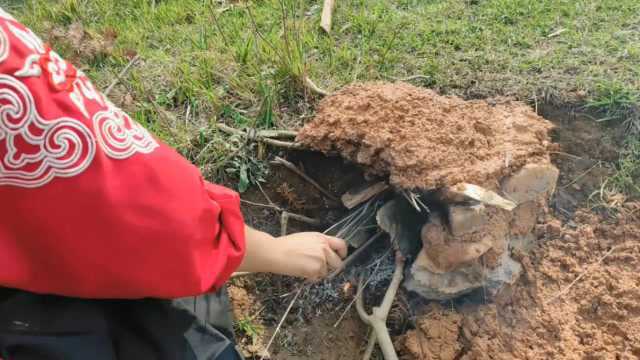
[356,251,405,360]
[328,232,384,280]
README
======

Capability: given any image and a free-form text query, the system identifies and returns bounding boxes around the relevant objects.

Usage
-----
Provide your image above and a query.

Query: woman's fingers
[310,255,328,282]
[323,246,343,271]
[324,235,348,258]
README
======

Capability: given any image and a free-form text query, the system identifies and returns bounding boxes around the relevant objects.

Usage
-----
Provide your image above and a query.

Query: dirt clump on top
[297,82,554,189]
[402,206,640,359]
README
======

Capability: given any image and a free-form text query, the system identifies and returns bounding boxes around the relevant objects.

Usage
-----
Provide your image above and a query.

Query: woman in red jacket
[0,7,346,360]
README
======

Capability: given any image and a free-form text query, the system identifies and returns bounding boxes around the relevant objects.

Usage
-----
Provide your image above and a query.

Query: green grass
[4,0,640,195]
[608,138,640,198]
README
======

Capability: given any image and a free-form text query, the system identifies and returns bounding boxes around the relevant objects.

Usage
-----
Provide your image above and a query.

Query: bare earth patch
[401,207,640,359]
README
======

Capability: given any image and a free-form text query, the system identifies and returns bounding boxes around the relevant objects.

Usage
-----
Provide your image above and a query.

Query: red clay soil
[297,82,554,190]
[401,205,640,359]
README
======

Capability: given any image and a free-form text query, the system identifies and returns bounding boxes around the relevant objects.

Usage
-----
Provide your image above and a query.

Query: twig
[281,211,289,236]
[547,28,567,38]
[544,245,627,304]
[561,161,601,189]
[257,129,298,138]
[240,199,322,227]
[303,76,330,96]
[320,0,336,34]
[256,181,277,207]
[240,199,280,210]
[262,137,304,149]
[328,232,384,280]
[549,151,586,161]
[104,54,140,97]
[362,331,376,360]
[216,123,304,149]
[259,286,303,360]
[356,252,405,360]
[286,212,323,226]
[272,156,340,203]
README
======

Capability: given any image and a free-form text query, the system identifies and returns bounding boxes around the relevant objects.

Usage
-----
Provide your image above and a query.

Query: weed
[588,81,640,132]
[609,139,640,198]
[236,317,263,342]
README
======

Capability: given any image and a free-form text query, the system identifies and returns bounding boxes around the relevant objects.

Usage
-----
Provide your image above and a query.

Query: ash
[299,247,396,312]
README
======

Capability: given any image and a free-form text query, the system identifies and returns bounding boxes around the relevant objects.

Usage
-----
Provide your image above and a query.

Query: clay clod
[298,82,554,189]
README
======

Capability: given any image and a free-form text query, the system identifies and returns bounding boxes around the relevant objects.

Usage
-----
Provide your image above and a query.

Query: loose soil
[297,82,554,190]
[401,208,640,359]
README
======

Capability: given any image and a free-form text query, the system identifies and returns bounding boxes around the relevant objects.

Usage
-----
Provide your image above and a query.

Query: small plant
[610,138,640,197]
[225,141,268,193]
[236,317,263,344]
[587,81,640,132]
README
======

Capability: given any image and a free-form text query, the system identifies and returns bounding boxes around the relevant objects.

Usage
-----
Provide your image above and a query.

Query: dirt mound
[297,82,554,189]
[402,206,640,359]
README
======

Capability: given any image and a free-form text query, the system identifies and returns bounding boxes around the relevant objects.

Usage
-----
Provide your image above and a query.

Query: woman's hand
[275,232,347,280]
[238,226,347,281]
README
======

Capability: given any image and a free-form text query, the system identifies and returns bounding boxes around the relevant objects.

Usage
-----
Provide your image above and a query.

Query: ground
[8,1,640,359]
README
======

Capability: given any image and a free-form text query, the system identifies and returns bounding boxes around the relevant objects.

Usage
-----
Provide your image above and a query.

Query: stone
[420,214,447,246]
[509,233,536,253]
[546,219,563,238]
[416,239,493,274]
[501,163,559,204]
[439,183,517,211]
[404,249,522,301]
[509,201,538,237]
[448,203,487,236]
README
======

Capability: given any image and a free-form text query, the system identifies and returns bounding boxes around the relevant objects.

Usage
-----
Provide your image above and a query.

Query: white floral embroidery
[69,71,106,119]
[7,23,44,53]
[0,10,160,188]
[0,75,96,188]
[14,54,41,77]
[93,103,159,159]
[0,7,16,22]
[0,26,8,63]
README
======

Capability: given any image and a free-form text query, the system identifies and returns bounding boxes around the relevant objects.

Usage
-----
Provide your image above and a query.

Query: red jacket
[0,8,246,299]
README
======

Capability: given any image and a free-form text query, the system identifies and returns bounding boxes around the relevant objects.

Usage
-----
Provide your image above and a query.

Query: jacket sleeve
[0,8,245,298]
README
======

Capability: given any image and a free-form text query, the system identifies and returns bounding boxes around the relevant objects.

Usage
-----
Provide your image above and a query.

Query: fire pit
[297,82,559,300]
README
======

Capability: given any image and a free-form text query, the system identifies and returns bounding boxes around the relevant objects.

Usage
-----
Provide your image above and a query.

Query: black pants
[0,288,243,360]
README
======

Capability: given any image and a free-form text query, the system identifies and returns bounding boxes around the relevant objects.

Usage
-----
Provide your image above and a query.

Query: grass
[4,0,640,195]
[608,138,640,197]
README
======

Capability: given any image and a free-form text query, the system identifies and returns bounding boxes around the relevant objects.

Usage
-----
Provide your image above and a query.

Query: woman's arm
[0,9,345,299]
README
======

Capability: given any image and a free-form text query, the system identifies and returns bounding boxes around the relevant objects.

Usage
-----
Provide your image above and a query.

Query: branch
[240,200,322,229]
[356,252,405,360]
[216,123,303,149]
[304,76,330,96]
